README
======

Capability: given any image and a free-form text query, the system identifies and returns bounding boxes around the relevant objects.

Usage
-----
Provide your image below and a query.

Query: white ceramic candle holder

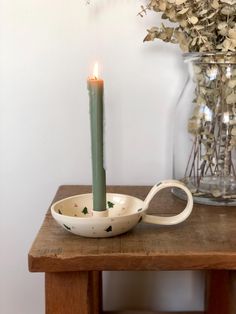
[51,180,193,238]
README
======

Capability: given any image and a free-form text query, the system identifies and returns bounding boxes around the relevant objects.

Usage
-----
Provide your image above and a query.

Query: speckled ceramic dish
[51,180,193,238]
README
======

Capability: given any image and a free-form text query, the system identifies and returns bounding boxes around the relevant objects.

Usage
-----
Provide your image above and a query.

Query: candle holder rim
[51,192,146,221]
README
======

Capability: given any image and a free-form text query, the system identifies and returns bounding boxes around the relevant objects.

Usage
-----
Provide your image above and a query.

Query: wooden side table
[28,186,236,314]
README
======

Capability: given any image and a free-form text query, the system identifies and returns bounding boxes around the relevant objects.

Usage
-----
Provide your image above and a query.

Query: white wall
[0,0,205,313]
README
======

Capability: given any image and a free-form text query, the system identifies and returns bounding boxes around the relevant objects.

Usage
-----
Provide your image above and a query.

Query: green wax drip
[87,80,106,211]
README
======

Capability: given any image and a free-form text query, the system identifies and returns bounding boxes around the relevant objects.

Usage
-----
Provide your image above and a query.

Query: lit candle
[87,63,107,213]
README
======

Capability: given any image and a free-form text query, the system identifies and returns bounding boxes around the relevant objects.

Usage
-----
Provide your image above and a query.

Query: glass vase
[173,52,236,206]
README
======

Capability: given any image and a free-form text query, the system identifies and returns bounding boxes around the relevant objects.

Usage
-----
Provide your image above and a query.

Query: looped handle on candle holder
[142,180,193,225]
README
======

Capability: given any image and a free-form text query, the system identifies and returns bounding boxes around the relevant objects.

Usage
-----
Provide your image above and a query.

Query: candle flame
[93,62,99,79]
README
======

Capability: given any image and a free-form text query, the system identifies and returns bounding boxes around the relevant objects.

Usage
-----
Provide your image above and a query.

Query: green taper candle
[87,63,106,212]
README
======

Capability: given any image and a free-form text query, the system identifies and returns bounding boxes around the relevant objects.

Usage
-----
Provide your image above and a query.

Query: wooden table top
[28,185,236,273]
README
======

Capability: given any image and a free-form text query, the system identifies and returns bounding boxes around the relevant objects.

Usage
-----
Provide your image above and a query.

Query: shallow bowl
[51,180,193,238]
[51,193,144,237]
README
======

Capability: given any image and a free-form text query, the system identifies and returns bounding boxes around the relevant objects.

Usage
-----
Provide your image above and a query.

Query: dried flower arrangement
[141,0,236,201]
[140,0,236,52]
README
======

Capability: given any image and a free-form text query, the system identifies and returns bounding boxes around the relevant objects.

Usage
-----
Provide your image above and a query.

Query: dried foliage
[140,1,236,199]
[141,0,236,52]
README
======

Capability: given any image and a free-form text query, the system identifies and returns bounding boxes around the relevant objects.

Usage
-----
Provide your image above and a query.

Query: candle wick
[89,75,98,80]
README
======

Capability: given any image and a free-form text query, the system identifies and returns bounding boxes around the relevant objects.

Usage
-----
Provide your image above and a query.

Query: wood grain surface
[29,185,236,273]
[45,271,101,314]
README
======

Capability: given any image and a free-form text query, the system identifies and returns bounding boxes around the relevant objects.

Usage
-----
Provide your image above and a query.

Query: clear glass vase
[173,52,236,206]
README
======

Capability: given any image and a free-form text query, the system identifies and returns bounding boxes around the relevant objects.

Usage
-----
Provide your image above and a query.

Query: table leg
[205,270,229,314]
[229,270,236,314]
[45,271,102,314]
[205,270,236,314]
